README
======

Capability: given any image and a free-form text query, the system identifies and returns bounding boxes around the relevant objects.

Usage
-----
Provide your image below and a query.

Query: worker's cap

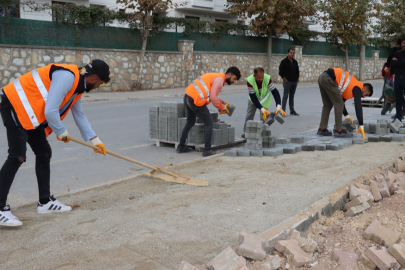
[82,59,111,82]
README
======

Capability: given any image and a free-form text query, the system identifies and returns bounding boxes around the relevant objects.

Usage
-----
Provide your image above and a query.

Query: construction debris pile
[149,101,236,147]
[178,158,405,270]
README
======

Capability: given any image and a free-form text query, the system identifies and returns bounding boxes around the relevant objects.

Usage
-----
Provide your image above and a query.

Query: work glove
[275,105,286,116]
[384,67,390,73]
[261,107,270,121]
[56,130,70,143]
[219,102,230,115]
[345,115,354,124]
[355,125,366,140]
[91,137,106,155]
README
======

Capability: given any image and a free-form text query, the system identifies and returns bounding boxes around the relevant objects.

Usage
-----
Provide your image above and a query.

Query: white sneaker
[37,196,72,214]
[0,205,23,226]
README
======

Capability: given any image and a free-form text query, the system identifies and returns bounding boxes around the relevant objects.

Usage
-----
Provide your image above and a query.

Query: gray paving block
[352,137,366,144]
[315,144,327,151]
[264,113,275,126]
[302,144,315,151]
[391,134,405,142]
[282,145,296,154]
[379,135,392,142]
[263,148,283,157]
[388,118,403,133]
[289,135,305,144]
[250,150,263,157]
[228,127,235,143]
[237,149,251,157]
[364,123,370,133]
[275,137,289,144]
[398,128,405,134]
[245,133,261,139]
[377,119,389,124]
[224,150,237,157]
[367,135,380,142]
[210,112,219,122]
[274,113,285,124]
[326,144,339,151]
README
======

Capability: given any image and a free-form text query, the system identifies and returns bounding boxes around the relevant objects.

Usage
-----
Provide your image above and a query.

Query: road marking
[20,157,79,170]
[119,143,154,150]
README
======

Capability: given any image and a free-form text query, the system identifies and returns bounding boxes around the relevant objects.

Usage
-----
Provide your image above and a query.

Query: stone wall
[0,42,385,92]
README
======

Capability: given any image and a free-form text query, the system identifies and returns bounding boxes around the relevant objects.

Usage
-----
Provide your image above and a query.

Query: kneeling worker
[317,68,373,139]
[176,67,241,157]
[241,67,286,138]
[0,59,110,226]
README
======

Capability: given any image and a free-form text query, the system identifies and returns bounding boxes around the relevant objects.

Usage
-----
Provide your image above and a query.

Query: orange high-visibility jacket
[333,68,363,100]
[3,64,81,136]
[185,73,225,106]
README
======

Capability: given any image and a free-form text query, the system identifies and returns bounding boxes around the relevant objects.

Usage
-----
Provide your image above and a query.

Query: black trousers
[179,94,213,151]
[0,94,52,207]
[395,76,405,121]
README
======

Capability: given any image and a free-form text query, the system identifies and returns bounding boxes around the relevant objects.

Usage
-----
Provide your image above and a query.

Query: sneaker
[333,129,352,138]
[317,128,332,136]
[176,145,193,153]
[202,149,219,157]
[291,111,299,116]
[0,205,23,226]
[37,196,72,214]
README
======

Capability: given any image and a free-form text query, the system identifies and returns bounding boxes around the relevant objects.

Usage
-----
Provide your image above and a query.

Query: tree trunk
[267,32,272,76]
[359,24,366,80]
[345,44,349,72]
[136,34,148,89]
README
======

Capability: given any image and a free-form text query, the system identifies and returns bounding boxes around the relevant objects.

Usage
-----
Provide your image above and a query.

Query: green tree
[228,0,316,72]
[115,0,177,89]
[316,0,375,71]
[372,0,405,46]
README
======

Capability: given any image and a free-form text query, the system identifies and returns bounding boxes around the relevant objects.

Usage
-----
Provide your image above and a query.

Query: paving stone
[287,229,317,253]
[344,201,370,217]
[370,181,383,202]
[275,137,289,144]
[274,114,285,124]
[355,182,372,191]
[378,180,391,198]
[263,148,283,157]
[237,149,251,157]
[349,185,374,201]
[368,134,380,142]
[301,144,315,151]
[289,136,304,144]
[391,134,405,142]
[207,246,246,270]
[274,239,314,267]
[364,123,370,133]
[326,144,339,151]
[365,247,401,270]
[224,150,237,157]
[363,220,401,247]
[331,250,359,270]
[389,118,403,133]
[314,144,326,151]
[253,255,281,270]
[380,135,392,142]
[237,232,266,261]
[388,244,405,267]
[282,145,296,154]
[250,150,263,157]
[395,159,405,172]
[344,195,371,211]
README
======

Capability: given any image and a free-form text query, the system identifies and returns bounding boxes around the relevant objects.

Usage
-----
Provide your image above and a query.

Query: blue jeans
[394,76,405,120]
[0,93,52,207]
[179,94,213,152]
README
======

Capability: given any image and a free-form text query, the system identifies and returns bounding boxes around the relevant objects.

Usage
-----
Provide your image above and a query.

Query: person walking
[391,39,405,122]
[317,68,373,139]
[241,67,286,138]
[0,59,110,226]
[279,48,300,116]
[176,67,241,157]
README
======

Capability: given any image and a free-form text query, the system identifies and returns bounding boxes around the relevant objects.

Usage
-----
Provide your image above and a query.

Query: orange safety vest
[185,73,225,106]
[3,64,82,136]
[333,68,363,100]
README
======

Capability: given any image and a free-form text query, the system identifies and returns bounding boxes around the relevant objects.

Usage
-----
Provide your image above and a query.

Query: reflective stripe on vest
[32,69,48,102]
[339,74,352,95]
[193,77,211,102]
[260,91,271,105]
[13,79,40,128]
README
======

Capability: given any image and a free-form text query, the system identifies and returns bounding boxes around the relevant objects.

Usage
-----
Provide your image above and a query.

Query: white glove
[260,107,266,114]
[56,129,70,143]
[91,137,106,155]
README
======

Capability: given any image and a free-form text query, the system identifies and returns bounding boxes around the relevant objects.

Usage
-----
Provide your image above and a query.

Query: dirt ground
[1,142,405,270]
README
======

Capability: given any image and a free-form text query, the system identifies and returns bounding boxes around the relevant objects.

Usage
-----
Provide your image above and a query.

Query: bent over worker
[0,59,110,226]
[176,67,241,157]
[241,67,286,138]
[317,68,373,139]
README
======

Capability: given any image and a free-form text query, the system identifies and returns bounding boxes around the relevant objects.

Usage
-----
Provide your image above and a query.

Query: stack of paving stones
[149,102,236,147]
[178,169,405,270]
[225,113,405,158]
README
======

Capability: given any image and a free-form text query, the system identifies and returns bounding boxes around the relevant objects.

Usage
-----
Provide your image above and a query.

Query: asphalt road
[0,79,385,207]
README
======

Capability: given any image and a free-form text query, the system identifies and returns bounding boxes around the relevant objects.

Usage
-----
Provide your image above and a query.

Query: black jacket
[279,57,299,82]
[387,46,402,68]
[391,49,405,77]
